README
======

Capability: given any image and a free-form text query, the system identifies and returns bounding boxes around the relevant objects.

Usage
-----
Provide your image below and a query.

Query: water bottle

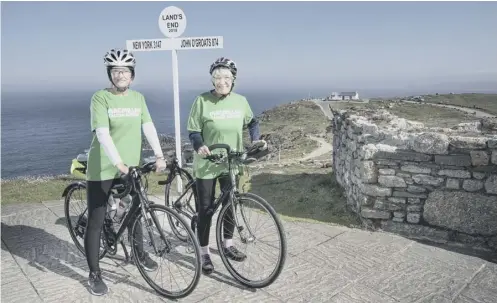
[115,194,132,220]
[107,195,118,219]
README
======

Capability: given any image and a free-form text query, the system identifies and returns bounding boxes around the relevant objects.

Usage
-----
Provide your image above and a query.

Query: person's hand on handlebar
[197,145,211,156]
[116,162,129,175]
[155,156,167,172]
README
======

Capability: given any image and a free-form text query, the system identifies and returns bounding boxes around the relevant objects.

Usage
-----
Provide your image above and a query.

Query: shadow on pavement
[0,222,169,298]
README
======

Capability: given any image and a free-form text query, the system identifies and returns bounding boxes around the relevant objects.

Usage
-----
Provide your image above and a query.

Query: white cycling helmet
[104,49,136,68]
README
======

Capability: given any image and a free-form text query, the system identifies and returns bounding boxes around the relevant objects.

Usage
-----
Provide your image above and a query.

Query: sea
[1,89,310,180]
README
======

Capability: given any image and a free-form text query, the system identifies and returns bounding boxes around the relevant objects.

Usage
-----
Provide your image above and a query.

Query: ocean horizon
[1,88,315,180]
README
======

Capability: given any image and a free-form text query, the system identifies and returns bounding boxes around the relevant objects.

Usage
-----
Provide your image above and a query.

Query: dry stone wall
[331,108,497,250]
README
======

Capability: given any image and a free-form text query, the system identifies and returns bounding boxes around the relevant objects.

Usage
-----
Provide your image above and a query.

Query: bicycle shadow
[0,222,165,298]
[53,216,252,293]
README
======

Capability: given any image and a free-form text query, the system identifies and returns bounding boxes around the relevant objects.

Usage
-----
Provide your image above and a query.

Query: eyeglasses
[111,69,131,76]
[212,76,233,82]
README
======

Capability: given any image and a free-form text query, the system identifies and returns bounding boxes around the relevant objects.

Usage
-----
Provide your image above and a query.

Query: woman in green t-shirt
[84,49,167,296]
[186,57,267,274]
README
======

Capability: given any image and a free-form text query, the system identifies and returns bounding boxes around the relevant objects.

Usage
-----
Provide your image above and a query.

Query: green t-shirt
[86,89,153,181]
[187,91,254,180]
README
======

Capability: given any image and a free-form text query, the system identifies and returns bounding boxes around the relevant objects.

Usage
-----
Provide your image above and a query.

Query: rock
[379,168,396,175]
[470,151,489,166]
[423,190,497,236]
[407,213,421,224]
[437,169,471,179]
[361,208,391,219]
[488,138,497,149]
[378,175,407,188]
[407,205,422,212]
[485,175,497,194]
[412,174,444,186]
[401,165,431,174]
[453,122,481,132]
[359,184,392,197]
[374,150,433,162]
[393,211,405,218]
[359,161,377,183]
[393,191,427,198]
[446,178,460,189]
[407,185,426,193]
[472,172,486,180]
[492,151,497,165]
[408,198,421,204]
[462,180,484,192]
[481,117,497,131]
[412,132,449,155]
[388,197,407,204]
[434,155,471,167]
[449,136,487,149]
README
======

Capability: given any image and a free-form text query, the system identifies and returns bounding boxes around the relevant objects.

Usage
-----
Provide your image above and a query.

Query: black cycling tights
[84,179,144,272]
[195,175,236,247]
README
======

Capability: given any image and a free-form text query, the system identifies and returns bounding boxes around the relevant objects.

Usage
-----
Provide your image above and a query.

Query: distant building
[326,91,360,101]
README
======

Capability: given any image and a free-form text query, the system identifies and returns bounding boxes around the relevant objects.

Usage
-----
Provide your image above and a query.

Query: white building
[329,91,360,101]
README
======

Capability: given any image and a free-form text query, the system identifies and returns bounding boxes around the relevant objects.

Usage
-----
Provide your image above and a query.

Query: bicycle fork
[139,197,173,258]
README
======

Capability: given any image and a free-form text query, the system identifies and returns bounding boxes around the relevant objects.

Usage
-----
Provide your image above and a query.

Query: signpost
[126,6,223,192]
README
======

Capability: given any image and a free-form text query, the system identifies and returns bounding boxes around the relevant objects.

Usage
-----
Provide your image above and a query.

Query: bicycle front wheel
[64,184,107,260]
[216,192,287,288]
[130,204,201,299]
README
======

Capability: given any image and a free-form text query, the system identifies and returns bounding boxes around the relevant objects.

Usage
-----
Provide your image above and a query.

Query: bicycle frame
[167,144,258,242]
[105,170,174,261]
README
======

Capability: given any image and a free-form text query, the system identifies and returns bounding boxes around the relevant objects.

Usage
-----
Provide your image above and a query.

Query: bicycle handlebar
[114,161,157,198]
[204,141,267,164]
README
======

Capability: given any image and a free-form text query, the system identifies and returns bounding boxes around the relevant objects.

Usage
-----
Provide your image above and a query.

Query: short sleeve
[90,92,109,131]
[243,97,254,125]
[141,94,153,124]
[187,96,203,132]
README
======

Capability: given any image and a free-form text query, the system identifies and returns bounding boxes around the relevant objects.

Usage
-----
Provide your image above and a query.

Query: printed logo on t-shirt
[209,109,242,120]
[108,108,141,118]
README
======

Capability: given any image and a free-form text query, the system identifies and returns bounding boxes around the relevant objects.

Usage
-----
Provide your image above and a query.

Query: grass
[329,100,478,128]
[422,93,497,116]
[0,173,167,205]
[245,100,330,160]
[242,166,360,227]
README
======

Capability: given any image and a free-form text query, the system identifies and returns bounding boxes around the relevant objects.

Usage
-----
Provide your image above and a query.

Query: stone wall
[331,108,497,250]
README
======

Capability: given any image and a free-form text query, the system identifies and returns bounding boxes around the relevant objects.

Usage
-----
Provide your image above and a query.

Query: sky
[2,1,497,95]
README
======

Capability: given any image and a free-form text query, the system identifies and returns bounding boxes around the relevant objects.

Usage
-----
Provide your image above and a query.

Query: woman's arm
[141,95,164,159]
[95,127,123,165]
[187,96,204,152]
[142,122,164,159]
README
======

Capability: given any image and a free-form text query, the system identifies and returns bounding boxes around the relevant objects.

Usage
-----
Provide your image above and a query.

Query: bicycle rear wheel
[130,204,201,299]
[216,192,287,288]
[164,168,197,242]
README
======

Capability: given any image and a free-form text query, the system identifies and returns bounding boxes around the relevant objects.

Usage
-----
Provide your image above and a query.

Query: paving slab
[1,201,496,303]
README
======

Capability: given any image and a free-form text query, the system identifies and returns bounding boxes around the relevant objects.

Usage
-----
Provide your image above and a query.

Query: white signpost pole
[125,6,224,194]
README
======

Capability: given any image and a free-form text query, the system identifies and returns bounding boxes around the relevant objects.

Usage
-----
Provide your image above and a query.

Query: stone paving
[1,199,496,303]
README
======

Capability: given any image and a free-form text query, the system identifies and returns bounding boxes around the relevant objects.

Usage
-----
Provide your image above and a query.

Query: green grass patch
[0,173,167,204]
[243,166,360,227]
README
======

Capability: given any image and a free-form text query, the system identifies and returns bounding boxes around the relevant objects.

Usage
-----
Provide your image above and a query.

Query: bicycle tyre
[215,192,287,288]
[164,167,197,242]
[130,204,202,299]
[64,184,107,260]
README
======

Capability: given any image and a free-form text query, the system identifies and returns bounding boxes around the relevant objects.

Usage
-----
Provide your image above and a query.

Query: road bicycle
[62,161,202,299]
[158,142,287,288]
